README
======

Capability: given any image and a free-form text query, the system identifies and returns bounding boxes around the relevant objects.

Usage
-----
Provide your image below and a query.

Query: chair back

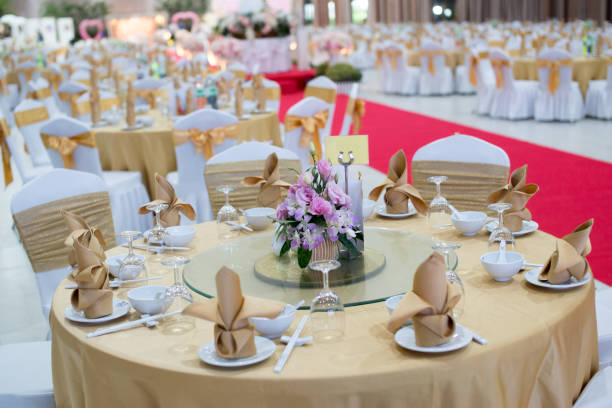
[27,77,60,115]
[243,77,281,112]
[411,134,510,211]
[339,82,359,136]
[205,142,300,214]
[14,99,51,167]
[419,41,446,77]
[489,49,515,90]
[304,76,337,137]
[57,80,88,116]
[537,49,573,93]
[69,69,91,87]
[74,90,119,122]
[228,62,247,80]
[284,96,329,170]
[133,77,171,109]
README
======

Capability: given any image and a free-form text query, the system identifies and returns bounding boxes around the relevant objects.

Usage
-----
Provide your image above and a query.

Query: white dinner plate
[524,267,591,290]
[486,220,539,236]
[198,336,276,367]
[64,298,131,324]
[375,201,417,219]
[394,324,472,353]
[121,124,143,131]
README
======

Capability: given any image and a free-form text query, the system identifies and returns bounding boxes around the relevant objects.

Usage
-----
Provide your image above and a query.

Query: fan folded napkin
[242,152,291,207]
[183,266,284,359]
[539,219,593,284]
[252,74,266,112]
[126,82,136,127]
[369,149,427,214]
[62,210,106,275]
[234,80,244,118]
[488,165,539,232]
[71,230,113,318]
[138,173,196,227]
[388,253,461,346]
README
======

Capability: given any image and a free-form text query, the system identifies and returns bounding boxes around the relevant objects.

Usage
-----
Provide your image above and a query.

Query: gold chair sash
[469,55,479,86]
[74,97,119,116]
[284,110,329,160]
[0,118,12,187]
[0,76,8,95]
[490,59,511,89]
[41,70,63,90]
[419,50,445,75]
[41,131,97,169]
[27,87,52,99]
[18,67,38,81]
[375,49,402,69]
[488,40,506,48]
[173,124,239,160]
[230,70,246,80]
[14,106,50,127]
[304,86,337,104]
[13,191,115,273]
[134,89,168,109]
[346,97,365,133]
[243,87,281,101]
[537,58,573,95]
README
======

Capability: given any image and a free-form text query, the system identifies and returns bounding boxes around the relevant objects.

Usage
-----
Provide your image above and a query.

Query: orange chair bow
[0,118,12,187]
[41,132,97,169]
[346,98,365,133]
[537,58,572,95]
[490,59,511,89]
[284,110,329,160]
[469,55,479,86]
[419,50,444,75]
[173,124,239,160]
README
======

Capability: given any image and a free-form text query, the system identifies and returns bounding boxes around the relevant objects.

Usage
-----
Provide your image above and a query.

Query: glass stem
[443,250,450,270]
[497,209,504,227]
[322,269,330,292]
[173,265,180,286]
[435,181,441,197]
[128,237,134,257]
[225,192,230,206]
[155,210,161,229]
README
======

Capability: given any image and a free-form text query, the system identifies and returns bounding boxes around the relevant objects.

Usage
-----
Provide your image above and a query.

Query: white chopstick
[86,310,182,338]
[64,276,162,289]
[274,315,308,373]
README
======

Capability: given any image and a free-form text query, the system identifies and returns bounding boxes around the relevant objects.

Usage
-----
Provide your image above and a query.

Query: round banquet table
[94,110,282,195]
[512,56,608,98]
[49,215,598,408]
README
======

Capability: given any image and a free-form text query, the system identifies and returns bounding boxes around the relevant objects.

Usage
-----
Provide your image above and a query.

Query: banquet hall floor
[1,69,611,344]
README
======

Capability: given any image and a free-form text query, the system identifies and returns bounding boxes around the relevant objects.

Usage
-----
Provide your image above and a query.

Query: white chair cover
[243,77,281,113]
[339,82,359,136]
[472,49,496,115]
[304,76,337,138]
[378,42,419,95]
[208,141,299,164]
[412,133,510,167]
[284,96,329,170]
[27,77,60,116]
[585,62,612,120]
[74,90,118,123]
[573,366,612,407]
[489,49,537,120]
[418,41,454,95]
[56,80,88,116]
[454,52,476,95]
[596,287,612,369]
[14,99,51,167]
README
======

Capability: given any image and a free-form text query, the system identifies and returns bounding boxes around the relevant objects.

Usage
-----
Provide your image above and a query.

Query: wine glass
[488,203,515,248]
[161,255,194,335]
[216,185,240,241]
[117,230,148,282]
[427,176,453,231]
[147,202,169,262]
[309,257,344,342]
[432,241,465,318]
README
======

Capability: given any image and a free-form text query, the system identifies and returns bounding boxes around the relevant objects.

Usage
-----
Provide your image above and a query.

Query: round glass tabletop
[183,227,458,309]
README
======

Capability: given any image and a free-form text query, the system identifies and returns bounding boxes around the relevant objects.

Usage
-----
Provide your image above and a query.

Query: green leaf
[355,231,364,241]
[297,247,312,269]
[279,240,291,257]
[338,234,359,257]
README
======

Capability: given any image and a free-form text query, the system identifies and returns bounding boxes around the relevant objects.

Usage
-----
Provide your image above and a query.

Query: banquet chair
[40,116,151,232]
[74,90,119,123]
[339,82,360,135]
[0,65,12,122]
[27,77,61,116]
[228,62,247,80]
[418,41,453,96]
[304,76,337,138]
[595,287,612,369]
[243,77,281,112]
[488,49,538,120]
[454,50,476,95]
[69,68,91,88]
[16,60,40,93]
[133,77,172,111]
[573,366,612,407]
[377,43,419,95]
[204,141,300,215]
[56,80,88,117]
[170,109,240,222]
[585,59,612,120]
[534,49,584,122]
[472,50,497,115]
[284,96,329,170]
[14,99,52,167]
[411,133,510,210]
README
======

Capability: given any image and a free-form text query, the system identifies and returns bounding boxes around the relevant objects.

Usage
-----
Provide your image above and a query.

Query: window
[351,0,368,23]
[304,0,314,24]
[328,1,336,25]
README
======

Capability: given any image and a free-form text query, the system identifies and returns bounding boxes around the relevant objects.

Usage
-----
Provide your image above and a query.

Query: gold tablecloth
[94,111,282,195]
[406,49,465,71]
[513,57,608,98]
[50,216,598,408]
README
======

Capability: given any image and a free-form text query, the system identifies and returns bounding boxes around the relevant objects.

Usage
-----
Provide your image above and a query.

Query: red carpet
[279,92,612,285]
[264,68,316,93]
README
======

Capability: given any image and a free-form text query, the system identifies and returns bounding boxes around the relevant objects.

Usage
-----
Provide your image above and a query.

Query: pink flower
[295,186,315,207]
[276,202,288,219]
[309,195,333,217]
[316,159,333,180]
[326,182,351,208]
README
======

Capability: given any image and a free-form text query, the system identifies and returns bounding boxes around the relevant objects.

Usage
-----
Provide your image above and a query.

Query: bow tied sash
[27,87,52,100]
[537,58,573,95]
[490,59,511,89]
[346,97,365,133]
[14,106,50,127]
[376,49,403,69]
[468,53,488,86]
[134,89,168,109]
[173,124,239,160]
[284,110,329,160]
[41,131,97,169]
[0,118,12,187]
[419,49,445,75]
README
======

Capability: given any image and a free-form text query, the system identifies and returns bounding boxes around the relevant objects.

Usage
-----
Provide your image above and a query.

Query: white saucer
[121,124,143,131]
[486,220,539,236]
[525,267,591,290]
[198,336,276,367]
[64,298,131,324]
[394,324,472,353]
[375,201,417,219]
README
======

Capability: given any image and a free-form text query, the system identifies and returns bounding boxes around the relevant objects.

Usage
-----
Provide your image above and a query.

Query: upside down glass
[309,258,345,342]
[117,230,148,281]
[216,185,240,241]
[432,241,465,318]
[161,255,194,335]
[488,202,515,248]
[427,175,453,231]
[147,202,169,262]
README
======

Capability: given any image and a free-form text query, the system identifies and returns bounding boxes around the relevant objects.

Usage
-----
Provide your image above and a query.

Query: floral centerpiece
[214,8,295,39]
[210,36,243,62]
[274,148,363,268]
[311,31,353,65]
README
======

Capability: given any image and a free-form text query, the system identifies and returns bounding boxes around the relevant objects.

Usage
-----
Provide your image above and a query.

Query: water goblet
[309,257,344,342]
[147,202,169,262]
[487,203,515,248]
[161,255,194,335]
[427,176,453,231]
[117,230,148,281]
[432,241,465,318]
[216,185,240,241]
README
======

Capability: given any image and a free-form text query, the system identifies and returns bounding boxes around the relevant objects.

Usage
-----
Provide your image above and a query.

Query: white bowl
[242,100,256,113]
[385,294,412,325]
[362,199,376,220]
[137,116,155,127]
[249,304,297,338]
[163,226,195,247]
[244,207,276,230]
[127,285,174,315]
[480,251,525,282]
[105,254,146,279]
[135,104,150,114]
[451,211,487,236]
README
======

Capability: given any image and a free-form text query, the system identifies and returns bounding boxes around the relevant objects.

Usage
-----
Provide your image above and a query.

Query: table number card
[324,135,370,165]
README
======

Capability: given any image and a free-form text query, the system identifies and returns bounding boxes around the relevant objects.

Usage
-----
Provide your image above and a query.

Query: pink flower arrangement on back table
[274,147,363,268]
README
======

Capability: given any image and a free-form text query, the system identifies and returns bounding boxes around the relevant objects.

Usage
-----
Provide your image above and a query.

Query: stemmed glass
[117,230,148,281]
[309,257,344,342]
[427,176,453,231]
[432,241,465,318]
[161,255,194,335]
[488,203,515,247]
[216,185,240,241]
[147,202,169,262]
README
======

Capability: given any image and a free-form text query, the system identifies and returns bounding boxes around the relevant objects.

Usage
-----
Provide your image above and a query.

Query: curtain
[314,0,330,26]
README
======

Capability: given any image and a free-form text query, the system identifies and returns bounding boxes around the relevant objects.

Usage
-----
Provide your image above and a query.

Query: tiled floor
[1,69,610,344]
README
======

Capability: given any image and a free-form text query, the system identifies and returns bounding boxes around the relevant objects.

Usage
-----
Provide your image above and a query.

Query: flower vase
[311,239,339,263]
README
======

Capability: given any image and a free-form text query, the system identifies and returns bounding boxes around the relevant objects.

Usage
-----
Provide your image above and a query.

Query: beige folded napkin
[89,69,101,125]
[388,253,461,347]
[138,173,196,227]
[62,210,106,273]
[186,88,194,114]
[539,219,593,284]
[242,153,291,207]
[126,82,135,127]
[234,80,244,118]
[488,165,539,232]
[369,149,427,214]
[71,230,113,319]
[183,266,284,359]
[252,74,266,112]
